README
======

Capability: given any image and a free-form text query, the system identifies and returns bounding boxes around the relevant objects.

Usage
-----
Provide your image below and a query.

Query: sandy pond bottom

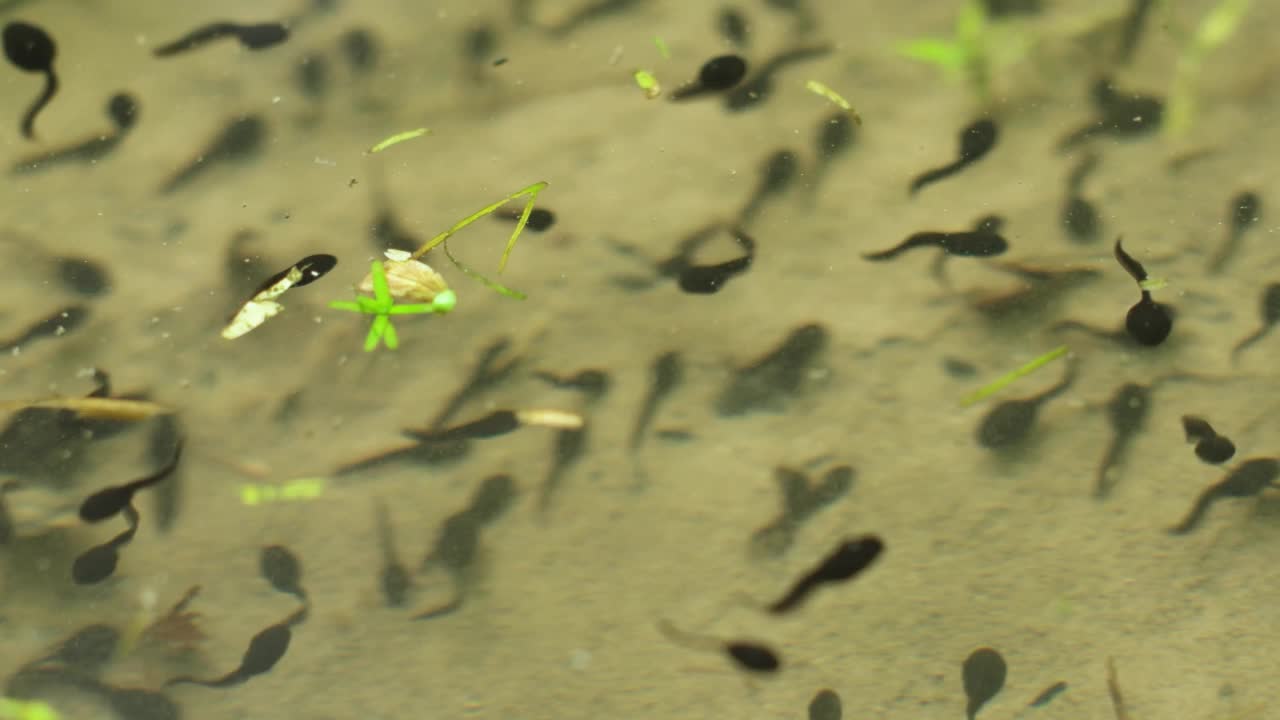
[1,0,1280,718]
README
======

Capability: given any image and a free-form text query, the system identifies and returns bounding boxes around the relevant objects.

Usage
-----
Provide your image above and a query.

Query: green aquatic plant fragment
[409,181,548,276]
[442,240,527,300]
[0,698,60,720]
[1164,0,1252,139]
[330,260,457,352]
[367,127,430,154]
[961,345,1069,407]
[895,0,1031,105]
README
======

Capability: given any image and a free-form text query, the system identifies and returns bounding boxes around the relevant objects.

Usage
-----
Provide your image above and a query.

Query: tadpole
[3,21,59,139]
[1113,237,1172,346]
[909,118,998,195]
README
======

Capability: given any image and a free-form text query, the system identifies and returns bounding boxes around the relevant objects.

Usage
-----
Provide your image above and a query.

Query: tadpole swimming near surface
[669,54,747,100]
[3,21,58,140]
[165,619,296,688]
[864,225,1007,262]
[908,118,998,195]
[13,92,140,174]
[1169,458,1280,535]
[153,21,290,57]
[79,439,185,523]
[766,535,884,614]
[1113,237,1172,346]
[975,360,1076,450]
[1230,282,1280,364]
[1180,415,1235,465]
[1094,382,1150,499]
[1207,191,1261,274]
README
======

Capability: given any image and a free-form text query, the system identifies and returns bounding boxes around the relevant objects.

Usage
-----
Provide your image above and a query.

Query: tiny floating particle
[633,69,661,99]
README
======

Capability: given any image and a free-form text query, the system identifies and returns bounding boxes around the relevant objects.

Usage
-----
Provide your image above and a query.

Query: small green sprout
[961,345,1069,407]
[330,260,457,351]
[1164,0,1253,140]
[331,181,547,351]
[896,0,1030,105]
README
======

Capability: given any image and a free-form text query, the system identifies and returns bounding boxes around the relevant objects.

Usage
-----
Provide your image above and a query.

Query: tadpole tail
[1168,489,1215,535]
[1093,438,1123,499]
[1206,230,1241,275]
[1113,237,1148,283]
[152,22,238,57]
[20,70,58,140]
[1230,326,1268,364]
[864,234,937,262]
[907,160,961,195]
[410,582,464,621]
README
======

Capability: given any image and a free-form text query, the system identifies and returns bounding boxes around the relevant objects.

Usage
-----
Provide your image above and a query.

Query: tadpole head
[959,118,998,160]
[107,93,139,132]
[3,21,55,73]
[1125,294,1172,346]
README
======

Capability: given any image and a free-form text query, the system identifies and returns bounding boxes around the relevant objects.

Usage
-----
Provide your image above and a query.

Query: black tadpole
[71,504,139,585]
[165,620,293,688]
[657,619,781,673]
[669,54,747,100]
[975,360,1076,450]
[1113,237,1172,346]
[1169,458,1280,535]
[766,535,884,614]
[1230,282,1280,363]
[79,439,185,523]
[260,544,307,602]
[864,228,1007,262]
[909,118,998,195]
[153,21,290,57]
[1180,415,1235,465]
[678,225,756,294]
[3,21,58,140]
[962,647,1007,720]
[1207,191,1262,274]
[12,92,140,174]
[1095,382,1151,499]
